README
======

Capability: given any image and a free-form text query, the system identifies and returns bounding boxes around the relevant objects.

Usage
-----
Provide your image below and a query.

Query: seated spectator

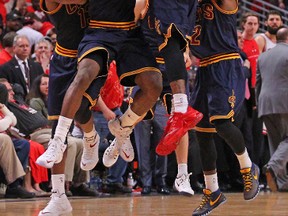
[27,12,54,36]
[25,75,101,197]
[4,11,23,34]
[16,15,43,49]
[0,34,44,98]
[0,84,34,198]
[31,0,50,22]
[0,31,17,65]
[0,81,48,196]
[32,39,52,74]
[45,27,56,51]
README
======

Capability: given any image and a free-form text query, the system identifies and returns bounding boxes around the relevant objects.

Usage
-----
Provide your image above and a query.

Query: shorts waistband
[89,20,136,30]
[199,53,240,67]
[55,43,78,58]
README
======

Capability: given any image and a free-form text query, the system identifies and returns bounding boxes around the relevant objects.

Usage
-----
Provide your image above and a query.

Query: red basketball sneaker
[156,106,203,156]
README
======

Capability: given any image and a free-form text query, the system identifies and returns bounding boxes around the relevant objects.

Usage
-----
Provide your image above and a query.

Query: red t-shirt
[39,21,54,36]
[242,39,260,88]
[0,49,12,65]
[93,61,124,111]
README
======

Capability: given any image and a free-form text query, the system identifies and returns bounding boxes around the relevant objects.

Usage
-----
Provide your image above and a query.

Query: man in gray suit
[256,27,288,192]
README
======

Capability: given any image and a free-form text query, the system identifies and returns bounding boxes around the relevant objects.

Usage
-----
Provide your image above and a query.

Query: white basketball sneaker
[81,133,100,171]
[174,173,194,196]
[103,138,120,167]
[36,137,67,169]
[38,190,72,216]
[120,137,134,162]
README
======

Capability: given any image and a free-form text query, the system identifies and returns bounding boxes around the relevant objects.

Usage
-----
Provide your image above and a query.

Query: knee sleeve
[75,97,92,124]
[213,119,245,154]
[196,132,217,171]
[161,37,188,82]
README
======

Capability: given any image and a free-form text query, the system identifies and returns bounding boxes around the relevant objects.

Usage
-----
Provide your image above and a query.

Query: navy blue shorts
[190,58,245,132]
[47,52,78,120]
[47,51,106,120]
[78,26,160,87]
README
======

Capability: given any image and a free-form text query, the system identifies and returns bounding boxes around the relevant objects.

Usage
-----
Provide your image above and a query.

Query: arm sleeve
[0,105,17,126]
[0,116,12,132]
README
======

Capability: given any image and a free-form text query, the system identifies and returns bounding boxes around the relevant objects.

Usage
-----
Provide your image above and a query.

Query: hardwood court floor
[0,191,287,216]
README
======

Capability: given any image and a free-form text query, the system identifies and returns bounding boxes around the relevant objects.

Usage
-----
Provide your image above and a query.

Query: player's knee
[137,72,162,98]
[213,119,230,136]
[147,73,163,98]
[75,99,91,124]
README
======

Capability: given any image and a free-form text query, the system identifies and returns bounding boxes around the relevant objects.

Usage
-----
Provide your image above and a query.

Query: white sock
[120,106,141,127]
[51,174,65,194]
[236,148,252,169]
[54,116,73,143]
[83,125,97,143]
[177,163,188,177]
[204,173,219,193]
[173,94,188,113]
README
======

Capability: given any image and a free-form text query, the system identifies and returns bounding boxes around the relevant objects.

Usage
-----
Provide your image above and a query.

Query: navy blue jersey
[89,0,135,24]
[190,0,239,60]
[40,1,89,51]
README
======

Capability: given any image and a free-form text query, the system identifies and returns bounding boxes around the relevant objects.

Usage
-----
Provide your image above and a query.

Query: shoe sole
[245,186,260,201]
[80,158,99,171]
[209,196,227,215]
[36,158,55,169]
[173,183,194,197]
[192,196,227,216]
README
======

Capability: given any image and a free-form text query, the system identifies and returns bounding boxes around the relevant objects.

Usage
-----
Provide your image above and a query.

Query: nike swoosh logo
[210,194,221,206]
[40,212,51,214]
[82,162,86,166]
[46,160,53,163]
[122,150,130,159]
[90,142,97,148]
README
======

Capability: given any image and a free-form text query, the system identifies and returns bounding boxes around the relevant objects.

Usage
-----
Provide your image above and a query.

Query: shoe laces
[83,136,98,158]
[177,173,192,188]
[45,142,59,158]
[198,190,211,209]
[43,191,63,210]
[242,170,253,192]
[106,140,119,158]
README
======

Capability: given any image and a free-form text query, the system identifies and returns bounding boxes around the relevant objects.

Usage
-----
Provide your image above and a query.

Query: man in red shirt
[0,32,17,65]
[241,12,260,90]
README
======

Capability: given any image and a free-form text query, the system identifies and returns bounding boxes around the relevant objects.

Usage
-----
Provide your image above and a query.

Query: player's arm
[219,0,238,11]
[134,0,149,22]
[254,35,265,54]
[184,46,192,68]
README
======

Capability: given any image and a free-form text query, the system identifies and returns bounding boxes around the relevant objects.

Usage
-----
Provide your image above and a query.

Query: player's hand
[243,59,250,69]
[184,47,192,68]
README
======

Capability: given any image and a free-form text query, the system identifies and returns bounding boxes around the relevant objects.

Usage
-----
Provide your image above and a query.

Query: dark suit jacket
[0,56,44,98]
[256,43,288,117]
